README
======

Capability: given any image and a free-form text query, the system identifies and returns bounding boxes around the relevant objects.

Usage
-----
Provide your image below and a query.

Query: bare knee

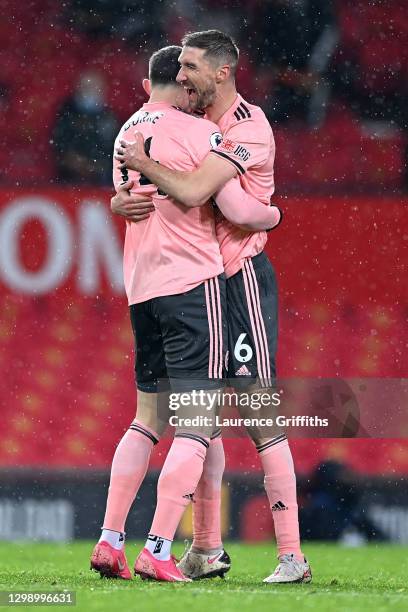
[134,390,170,437]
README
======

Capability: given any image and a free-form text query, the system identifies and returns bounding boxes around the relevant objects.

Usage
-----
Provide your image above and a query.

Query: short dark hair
[149,45,182,86]
[181,30,239,75]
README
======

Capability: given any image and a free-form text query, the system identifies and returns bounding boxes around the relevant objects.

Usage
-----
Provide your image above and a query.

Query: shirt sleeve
[214,177,282,231]
[186,119,223,166]
[210,121,272,175]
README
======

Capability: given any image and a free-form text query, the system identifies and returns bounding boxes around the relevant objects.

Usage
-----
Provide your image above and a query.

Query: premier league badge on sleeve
[210,132,223,149]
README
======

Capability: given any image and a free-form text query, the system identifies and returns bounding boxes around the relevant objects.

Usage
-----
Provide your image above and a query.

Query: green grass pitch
[0,542,407,611]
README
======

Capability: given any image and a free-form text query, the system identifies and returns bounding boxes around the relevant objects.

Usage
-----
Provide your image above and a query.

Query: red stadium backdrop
[0,188,407,478]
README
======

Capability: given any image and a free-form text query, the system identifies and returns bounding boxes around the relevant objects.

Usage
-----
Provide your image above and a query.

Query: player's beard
[196,82,216,111]
[187,80,217,114]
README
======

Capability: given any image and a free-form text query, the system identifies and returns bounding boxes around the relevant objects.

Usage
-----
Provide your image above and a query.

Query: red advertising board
[0,189,407,473]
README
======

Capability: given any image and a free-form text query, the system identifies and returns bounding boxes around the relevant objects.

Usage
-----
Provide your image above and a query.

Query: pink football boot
[134,548,191,582]
[90,541,132,580]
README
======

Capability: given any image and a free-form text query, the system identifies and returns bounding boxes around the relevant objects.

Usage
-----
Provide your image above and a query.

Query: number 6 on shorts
[234,333,253,363]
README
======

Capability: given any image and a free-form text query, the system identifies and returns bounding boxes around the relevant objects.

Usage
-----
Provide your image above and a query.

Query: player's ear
[142,79,151,96]
[215,65,230,84]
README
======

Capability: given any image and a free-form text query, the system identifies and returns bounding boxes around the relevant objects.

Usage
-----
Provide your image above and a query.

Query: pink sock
[102,420,159,533]
[259,437,303,560]
[150,434,208,541]
[192,435,225,551]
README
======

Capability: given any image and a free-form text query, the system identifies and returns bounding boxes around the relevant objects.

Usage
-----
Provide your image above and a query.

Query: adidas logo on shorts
[235,364,252,376]
[271,501,288,511]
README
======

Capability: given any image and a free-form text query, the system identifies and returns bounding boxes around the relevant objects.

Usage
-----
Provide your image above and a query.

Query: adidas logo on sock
[271,500,288,511]
[235,364,251,376]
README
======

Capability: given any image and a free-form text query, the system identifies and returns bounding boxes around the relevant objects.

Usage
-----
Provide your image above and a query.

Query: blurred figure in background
[247,0,338,127]
[331,0,408,187]
[53,70,119,185]
[300,461,386,543]
[66,0,167,47]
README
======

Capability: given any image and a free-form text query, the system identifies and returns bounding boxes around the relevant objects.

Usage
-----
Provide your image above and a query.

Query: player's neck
[205,83,238,124]
[147,90,178,106]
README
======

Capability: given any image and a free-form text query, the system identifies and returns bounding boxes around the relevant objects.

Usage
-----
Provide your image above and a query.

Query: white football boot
[177,544,231,580]
[263,553,312,584]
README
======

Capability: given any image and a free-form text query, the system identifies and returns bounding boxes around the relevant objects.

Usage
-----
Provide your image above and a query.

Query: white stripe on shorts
[204,277,223,379]
[242,259,271,387]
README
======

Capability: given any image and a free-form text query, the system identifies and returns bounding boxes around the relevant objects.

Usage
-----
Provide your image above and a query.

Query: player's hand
[115,133,147,172]
[111,180,154,222]
[266,201,283,232]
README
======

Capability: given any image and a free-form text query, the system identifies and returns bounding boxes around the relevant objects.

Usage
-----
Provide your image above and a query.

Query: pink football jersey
[210,94,276,278]
[113,102,224,305]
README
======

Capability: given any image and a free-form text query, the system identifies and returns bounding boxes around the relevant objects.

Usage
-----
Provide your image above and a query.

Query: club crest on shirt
[220,138,236,153]
[220,139,250,162]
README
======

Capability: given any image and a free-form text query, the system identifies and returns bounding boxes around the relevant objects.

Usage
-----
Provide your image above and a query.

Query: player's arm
[115,133,237,207]
[111,180,155,222]
[214,179,282,231]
